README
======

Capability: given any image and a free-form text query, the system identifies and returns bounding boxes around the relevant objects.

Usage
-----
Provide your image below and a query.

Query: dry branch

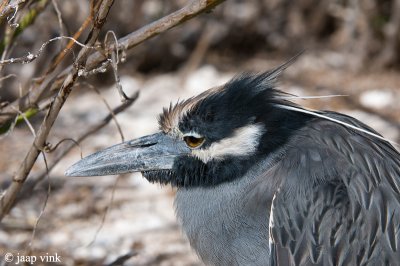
[86,0,226,70]
[0,0,226,129]
[15,91,139,204]
[0,0,115,221]
[0,0,226,221]
[0,0,26,19]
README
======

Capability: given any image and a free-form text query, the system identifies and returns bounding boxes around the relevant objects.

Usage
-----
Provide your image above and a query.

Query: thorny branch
[0,0,116,221]
[0,0,226,129]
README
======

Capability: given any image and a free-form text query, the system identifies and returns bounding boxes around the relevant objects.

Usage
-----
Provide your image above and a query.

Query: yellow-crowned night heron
[66,61,400,266]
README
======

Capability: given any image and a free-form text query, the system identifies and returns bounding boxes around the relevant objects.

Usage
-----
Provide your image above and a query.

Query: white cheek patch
[192,124,265,163]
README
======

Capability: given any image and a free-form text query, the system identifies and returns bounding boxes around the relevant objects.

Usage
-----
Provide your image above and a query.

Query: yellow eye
[183,136,205,148]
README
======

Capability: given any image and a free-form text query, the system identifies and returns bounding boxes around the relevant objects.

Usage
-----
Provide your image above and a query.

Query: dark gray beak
[65,132,190,177]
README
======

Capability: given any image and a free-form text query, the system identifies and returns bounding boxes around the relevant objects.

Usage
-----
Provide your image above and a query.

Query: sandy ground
[0,53,399,265]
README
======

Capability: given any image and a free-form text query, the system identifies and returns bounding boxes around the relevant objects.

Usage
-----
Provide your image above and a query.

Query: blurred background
[0,0,399,265]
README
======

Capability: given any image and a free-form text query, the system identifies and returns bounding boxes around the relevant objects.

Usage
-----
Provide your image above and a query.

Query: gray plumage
[175,153,278,265]
[269,113,400,265]
[66,62,400,266]
[175,112,400,265]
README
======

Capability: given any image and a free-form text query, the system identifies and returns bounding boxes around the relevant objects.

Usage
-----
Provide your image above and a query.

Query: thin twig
[0,73,19,88]
[180,21,216,84]
[26,151,51,252]
[10,106,36,137]
[0,0,116,221]
[43,0,102,76]
[0,0,226,129]
[0,0,51,57]
[86,0,226,70]
[104,30,133,102]
[87,176,120,246]
[0,3,100,133]
[6,2,19,27]
[0,36,97,65]
[15,91,139,202]
[106,251,138,266]
[0,0,26,19]
[51,0,67,38]
[86,82,126,142]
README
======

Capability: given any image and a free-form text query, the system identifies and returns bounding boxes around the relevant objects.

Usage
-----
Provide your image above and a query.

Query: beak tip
[65,161,87,177]
[64,166,79,177]
[64,132,184,177]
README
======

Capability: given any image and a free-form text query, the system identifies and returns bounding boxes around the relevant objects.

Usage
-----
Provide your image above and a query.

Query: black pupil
[184,136,203,146]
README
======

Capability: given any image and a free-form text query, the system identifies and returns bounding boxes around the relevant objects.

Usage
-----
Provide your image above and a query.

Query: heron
[66,61,400,265]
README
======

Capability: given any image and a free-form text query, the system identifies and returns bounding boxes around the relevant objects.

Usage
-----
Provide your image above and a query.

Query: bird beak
[65,132,190,177]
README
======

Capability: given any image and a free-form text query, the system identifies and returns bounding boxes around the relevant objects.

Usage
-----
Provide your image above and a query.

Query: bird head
[65,64,311,187]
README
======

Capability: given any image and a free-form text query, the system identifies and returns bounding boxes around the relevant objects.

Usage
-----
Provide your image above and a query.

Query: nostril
[140,142,157,148]
[130,142,157,148]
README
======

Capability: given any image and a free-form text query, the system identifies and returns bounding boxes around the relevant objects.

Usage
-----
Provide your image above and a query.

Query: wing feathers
[269,112,400,265]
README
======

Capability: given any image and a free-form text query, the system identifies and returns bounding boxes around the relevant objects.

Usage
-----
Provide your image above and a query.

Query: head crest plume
[158,52,304,134]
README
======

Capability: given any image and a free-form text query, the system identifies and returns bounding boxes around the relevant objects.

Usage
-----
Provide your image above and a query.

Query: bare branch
[0,0,226,129]
[87,176,120,246]
[0,0,226,220]
[87,82,126,142]
[44,0,102,76]
[0,0,26,20]
[106,251,138,266]
[0,36,97,65]
[6,2,19,27]
[51,0,67,37]
[0,4,100,132]
[103,31,135,102]
[26,152,51,252]
[0,0,116,221]
[86,0,226,70]
[15,91,139,203]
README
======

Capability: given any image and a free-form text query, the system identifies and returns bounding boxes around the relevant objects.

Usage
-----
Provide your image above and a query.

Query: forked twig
[15,91,139,204]
[0,0,116,221]
[0,36,97,65]
[0,0,226,221]
[0,0,226,128]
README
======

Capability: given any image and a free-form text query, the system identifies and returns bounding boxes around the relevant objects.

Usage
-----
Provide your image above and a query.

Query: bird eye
[183,136,205,148]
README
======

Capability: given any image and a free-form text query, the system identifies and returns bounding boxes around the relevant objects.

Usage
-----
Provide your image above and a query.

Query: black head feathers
[158,56,301,138]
